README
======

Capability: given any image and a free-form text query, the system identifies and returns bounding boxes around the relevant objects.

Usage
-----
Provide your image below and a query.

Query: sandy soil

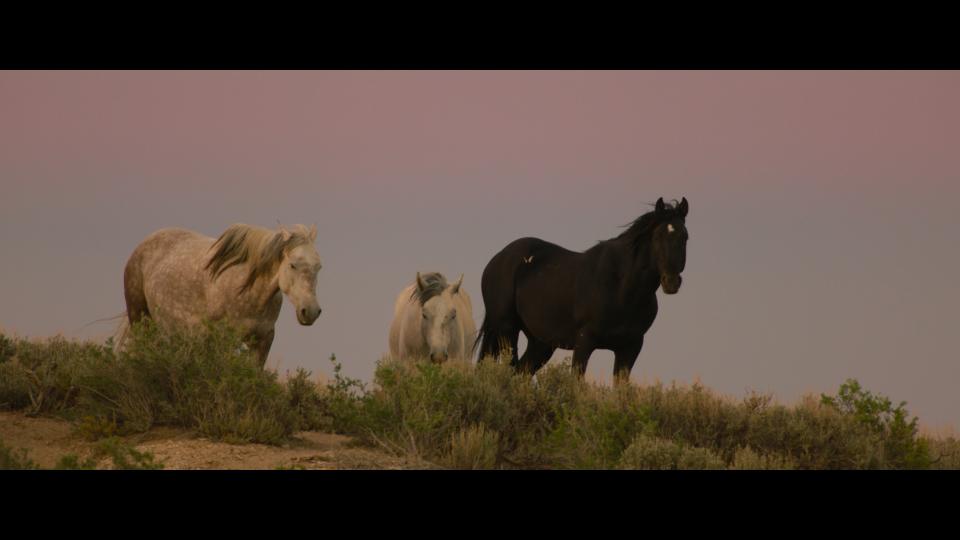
[0,411,422,470]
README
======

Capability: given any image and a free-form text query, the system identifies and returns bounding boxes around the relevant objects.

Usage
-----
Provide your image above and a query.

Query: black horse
[474,197,689,381]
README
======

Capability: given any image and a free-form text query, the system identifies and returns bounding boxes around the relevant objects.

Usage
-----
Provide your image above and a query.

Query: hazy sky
[2,71,958,428]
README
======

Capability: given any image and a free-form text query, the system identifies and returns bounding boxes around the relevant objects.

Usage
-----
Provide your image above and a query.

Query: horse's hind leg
[482,324,520,366]
[478,323,518,364]
[123,255,151,325]
[518,335,555,375]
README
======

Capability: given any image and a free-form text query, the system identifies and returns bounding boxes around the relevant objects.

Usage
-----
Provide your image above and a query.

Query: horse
[121,223,322,368]
[474,197,689,382]
[389,272,477,363]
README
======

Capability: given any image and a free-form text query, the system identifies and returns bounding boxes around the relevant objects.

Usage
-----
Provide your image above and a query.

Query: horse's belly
[144,263,209,327]
[520,317,578,348]
[515,285,577,347]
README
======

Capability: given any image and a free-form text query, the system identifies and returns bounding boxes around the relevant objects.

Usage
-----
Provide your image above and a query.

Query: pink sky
[2,71,958,428]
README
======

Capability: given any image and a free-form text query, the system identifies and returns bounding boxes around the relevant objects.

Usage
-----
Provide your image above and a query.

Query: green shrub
[617,435,726,470]
[676,446,726,470]
[0,333,15,363]
[2,437,162,470]
[87,437,164,470]
[1,326,944,470]
[55,453,98,470]
[3,336,105,415]
[317,353,369,434]
[0,440,39,470]
[926,437,960,470]
[820,379,930,469]
[1,320,330,446]
[0,361,32,410]
[330,357,655,469]
[74,414,120,441]
[729,446,796,470]
[544,384,655,469]
[325,359,938,470]
[285,367,332,432]
[618,435,683,470]
[73,319,300,444]
[332,358,566,467]
[443,424,501,469]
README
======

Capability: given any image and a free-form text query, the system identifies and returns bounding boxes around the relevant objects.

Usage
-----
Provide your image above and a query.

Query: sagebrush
[0,325,951,469]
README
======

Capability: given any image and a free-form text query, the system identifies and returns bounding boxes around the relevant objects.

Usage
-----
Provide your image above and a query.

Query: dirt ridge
[0,411,417,470]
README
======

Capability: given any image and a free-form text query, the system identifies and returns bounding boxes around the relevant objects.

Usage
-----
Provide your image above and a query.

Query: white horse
[389,272,476,363]
[121,223,322,367]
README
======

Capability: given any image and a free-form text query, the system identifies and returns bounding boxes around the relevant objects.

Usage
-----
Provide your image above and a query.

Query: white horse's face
[420,280,463,363]
[279,243,322,325]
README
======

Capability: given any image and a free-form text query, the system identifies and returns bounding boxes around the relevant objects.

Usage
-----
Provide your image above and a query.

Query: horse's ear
[309,224,318,242]
[279,226,292,242]
[451,274,464,294]
[679,197,689,218]
[416,272,427,292]
[655,197,666,214]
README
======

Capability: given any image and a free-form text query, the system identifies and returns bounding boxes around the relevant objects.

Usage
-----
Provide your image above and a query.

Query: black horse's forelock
[616,200,684,251]
[410,272,448,305]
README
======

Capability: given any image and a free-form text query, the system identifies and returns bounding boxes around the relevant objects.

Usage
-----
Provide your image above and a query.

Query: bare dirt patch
[0,411,422,470]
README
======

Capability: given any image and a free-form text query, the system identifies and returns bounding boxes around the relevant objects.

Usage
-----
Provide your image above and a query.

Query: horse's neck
[609,238,660,301]
[251,272,282,307]
[228,264,281,309]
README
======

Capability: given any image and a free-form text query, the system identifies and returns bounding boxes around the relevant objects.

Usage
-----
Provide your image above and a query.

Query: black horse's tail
[473,311,510,363]
[472,239,530,365]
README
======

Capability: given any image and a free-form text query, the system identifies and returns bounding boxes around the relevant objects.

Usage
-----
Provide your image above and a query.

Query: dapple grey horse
[120,223,322,367]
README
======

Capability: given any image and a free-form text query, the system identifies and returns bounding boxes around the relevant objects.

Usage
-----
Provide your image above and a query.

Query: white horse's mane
[205,223,313,292]
[410,272,448,305]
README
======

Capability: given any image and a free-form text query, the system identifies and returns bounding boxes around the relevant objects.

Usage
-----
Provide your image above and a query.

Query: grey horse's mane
[410,272,448,305]
[205,223,312,293]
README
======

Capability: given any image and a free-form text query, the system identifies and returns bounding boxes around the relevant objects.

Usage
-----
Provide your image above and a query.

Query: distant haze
[2,71,958,428]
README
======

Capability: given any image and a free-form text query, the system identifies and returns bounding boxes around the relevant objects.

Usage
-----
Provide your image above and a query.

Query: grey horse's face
[278,243,322,325]
[420,277,463,363]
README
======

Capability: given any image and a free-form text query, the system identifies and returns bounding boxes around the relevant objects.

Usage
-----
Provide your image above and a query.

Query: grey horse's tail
[111,315,130,353]
[78,312,130,352]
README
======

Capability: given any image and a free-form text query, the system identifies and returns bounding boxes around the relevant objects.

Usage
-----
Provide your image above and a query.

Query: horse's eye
[451,311,457,319]
[422,312,428,319]
[289,263,296,269]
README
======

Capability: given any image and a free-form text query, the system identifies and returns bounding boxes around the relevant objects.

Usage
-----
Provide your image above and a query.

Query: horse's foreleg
[251,329,275,369]
[613,339,643,385]
[571,333,595,377]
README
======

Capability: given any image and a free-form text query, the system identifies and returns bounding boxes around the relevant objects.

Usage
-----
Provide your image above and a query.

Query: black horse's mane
[613,200,683,251]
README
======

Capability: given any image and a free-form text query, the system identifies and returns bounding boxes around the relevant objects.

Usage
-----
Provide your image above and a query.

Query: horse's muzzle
[661,274,682,294]
[297,306,321,325]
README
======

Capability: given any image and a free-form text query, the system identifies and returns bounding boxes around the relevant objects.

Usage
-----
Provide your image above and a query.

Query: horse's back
[482,237,580,299]
[454,290,477,358]
[389,284,419,358]
[392,284,416,317]
[146,227,212,253]
[124,227,216,328]
[478,236,583,352]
